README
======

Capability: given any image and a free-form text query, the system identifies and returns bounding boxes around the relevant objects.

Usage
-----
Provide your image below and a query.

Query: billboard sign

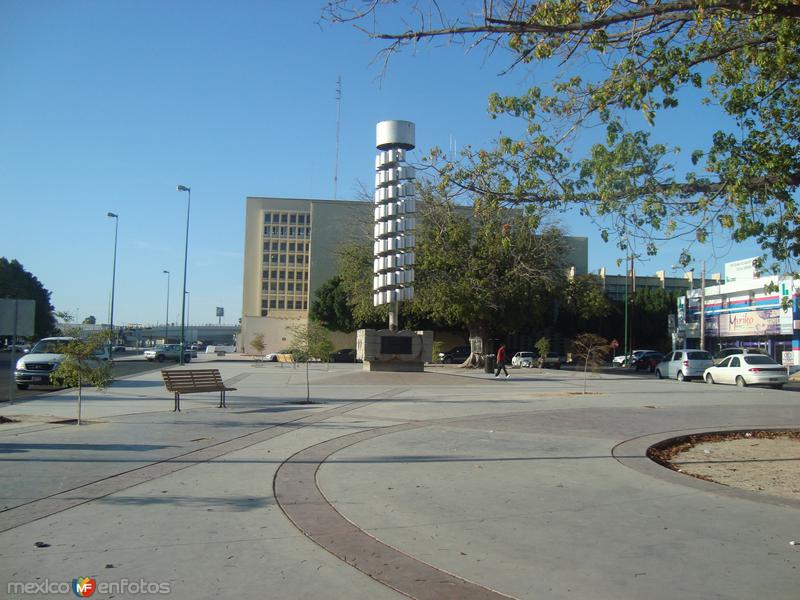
[708,309,782,336]
[724,257,759,283]
[0,299,36,337]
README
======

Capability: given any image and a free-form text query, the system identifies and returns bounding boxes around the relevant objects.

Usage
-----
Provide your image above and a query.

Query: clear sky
[0,1,757,328]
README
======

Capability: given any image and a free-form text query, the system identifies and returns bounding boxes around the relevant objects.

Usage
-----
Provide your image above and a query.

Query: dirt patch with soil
[649,430,800,501]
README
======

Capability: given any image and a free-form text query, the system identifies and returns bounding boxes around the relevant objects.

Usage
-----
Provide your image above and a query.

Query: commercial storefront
[676,259,799,367]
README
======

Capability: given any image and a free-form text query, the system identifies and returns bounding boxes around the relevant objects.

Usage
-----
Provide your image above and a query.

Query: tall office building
[240,197,371,352]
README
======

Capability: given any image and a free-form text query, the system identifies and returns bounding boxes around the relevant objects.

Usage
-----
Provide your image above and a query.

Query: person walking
[494,343,509,379]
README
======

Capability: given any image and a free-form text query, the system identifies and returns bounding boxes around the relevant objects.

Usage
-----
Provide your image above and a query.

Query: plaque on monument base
[356,329,433,372]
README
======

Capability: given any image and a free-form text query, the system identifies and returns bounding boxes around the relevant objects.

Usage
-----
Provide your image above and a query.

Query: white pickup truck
[144,344,193,363]
[15,337,109,389]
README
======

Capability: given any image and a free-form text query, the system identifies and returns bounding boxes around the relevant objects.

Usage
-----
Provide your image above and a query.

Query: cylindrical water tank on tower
[376,120,416,151]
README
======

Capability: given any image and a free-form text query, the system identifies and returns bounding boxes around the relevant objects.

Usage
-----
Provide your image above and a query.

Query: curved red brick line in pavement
[273,423,518,600]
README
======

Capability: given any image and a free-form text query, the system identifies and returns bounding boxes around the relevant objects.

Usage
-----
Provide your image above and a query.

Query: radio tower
[334,76,342,200]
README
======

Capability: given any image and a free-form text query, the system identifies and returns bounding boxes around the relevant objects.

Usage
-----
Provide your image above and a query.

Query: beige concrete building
[240,197,372,353]
[240,196,590,354]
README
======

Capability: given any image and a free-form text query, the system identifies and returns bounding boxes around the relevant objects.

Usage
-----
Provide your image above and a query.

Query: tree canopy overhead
[324,0,800,271]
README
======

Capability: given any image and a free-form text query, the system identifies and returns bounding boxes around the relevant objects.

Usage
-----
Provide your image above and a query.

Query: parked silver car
[655,349,713,382]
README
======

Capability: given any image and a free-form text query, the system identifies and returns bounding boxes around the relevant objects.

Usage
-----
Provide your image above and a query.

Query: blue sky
[1,1,756,327]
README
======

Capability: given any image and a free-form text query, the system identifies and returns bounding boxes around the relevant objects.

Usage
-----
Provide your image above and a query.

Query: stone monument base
[356,329,433,373]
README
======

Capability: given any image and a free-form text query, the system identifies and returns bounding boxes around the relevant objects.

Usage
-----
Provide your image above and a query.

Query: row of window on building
[261,299,309,312]
[263,280,308,293]
[263,241,310,253]
[263,253,308,265]
[264,225,312,238]
[264,212,310,224]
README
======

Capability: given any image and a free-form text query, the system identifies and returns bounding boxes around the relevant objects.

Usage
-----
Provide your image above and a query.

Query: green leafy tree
[55,311,74,323]
[629,287,678,351]
[0,258,57,338]
[562,276,613,322]
[413,184,568,365]
[336,239,389,329]
[325,1,800,271]
[535,337,551,367]
[309,276,357,332]
[287,322,335,403]
[250,333,266,355]
[50,329,112,425]
[82,315,97,325]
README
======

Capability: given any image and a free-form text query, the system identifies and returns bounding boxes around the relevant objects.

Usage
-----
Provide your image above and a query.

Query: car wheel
[157,354,165,362]
[705,374,715,384]
[655,369,663,380]
[443,357,453,364]
[771,384,784,390]
[736,376,747,388]
[185,355,191,363]
[677,371,685,382]
[16,383,28,390]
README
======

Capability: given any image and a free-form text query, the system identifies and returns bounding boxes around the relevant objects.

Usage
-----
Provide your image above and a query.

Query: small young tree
[571,333,612,394]
[535,337,550,368]
[250,333,266,356]
[50,330,112,425]
[287,323,334,404]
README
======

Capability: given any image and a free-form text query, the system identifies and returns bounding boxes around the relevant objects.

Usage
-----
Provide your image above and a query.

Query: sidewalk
[1,361,798,599]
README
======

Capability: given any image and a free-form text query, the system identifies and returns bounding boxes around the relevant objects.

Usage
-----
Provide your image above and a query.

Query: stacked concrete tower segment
[373,120,416,326]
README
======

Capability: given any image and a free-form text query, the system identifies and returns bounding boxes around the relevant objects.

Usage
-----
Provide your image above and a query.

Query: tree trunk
[461,323,490,368]
[77,371,82,426]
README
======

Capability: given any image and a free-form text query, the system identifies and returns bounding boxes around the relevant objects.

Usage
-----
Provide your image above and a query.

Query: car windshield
[30,340,71,353]
[155,345,167,351]
[743,355,779,365]
[518,352,534,358]
[687,351,712,360]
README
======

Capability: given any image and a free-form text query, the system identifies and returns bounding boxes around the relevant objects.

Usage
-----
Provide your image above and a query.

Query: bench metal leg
[174,392,181,412]
[219,391,226,408]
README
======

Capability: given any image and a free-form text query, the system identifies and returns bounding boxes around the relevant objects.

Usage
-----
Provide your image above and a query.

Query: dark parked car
[634,351,664,372]
[438,345,471,364]
[330,348,358,363]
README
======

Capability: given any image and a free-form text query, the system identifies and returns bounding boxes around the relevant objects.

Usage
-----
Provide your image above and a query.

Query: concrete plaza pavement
[0,356,798,599]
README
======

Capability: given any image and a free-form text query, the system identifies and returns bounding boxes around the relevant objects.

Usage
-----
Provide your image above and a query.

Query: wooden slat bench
[161,369,237,412]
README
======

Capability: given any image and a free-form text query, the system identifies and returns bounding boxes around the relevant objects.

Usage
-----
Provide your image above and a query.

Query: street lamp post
[162,270,170,342]
[107,212,119,358]
[185,291,191,345]
[176,185,191,365]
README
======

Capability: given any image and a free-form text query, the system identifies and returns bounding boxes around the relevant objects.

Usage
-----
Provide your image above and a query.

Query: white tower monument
[357,120,432,371]
[373,120,417,330]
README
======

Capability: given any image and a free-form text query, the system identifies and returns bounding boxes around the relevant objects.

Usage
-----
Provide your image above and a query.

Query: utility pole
[700,261,706,350]
[623,253,629,364]
[630,254,636,357]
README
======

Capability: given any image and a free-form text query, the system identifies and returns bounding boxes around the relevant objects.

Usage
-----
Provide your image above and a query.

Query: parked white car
[654,349,713,382]
[511,351,536,368]
[703,354,788,389]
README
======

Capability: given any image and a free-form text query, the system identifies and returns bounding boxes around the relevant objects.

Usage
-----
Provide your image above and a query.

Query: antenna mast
[334,76,342,200]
